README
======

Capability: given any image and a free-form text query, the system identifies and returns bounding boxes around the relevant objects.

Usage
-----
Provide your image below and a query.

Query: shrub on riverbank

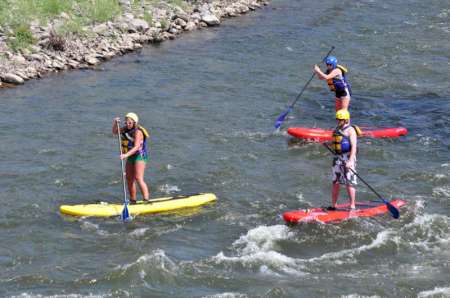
[0,0,268,87]
[0,0,122,26]
[0,0,123,51]
[7,24,35,51]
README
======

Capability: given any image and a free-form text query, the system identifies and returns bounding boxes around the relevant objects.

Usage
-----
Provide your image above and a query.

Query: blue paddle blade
[274,107,292,129]
[384,199,400,219]
[121,204,131,222]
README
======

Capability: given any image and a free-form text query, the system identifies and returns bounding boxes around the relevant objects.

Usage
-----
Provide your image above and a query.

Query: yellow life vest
[121,125,150,155]
[332,124,362,154]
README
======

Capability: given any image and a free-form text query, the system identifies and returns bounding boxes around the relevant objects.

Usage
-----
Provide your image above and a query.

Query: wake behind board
[283,199,406,223]
[287,127,408,142]
[60,193,217,217]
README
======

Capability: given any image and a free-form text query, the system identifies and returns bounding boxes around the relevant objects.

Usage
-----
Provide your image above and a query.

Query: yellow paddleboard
[60,193,217,217]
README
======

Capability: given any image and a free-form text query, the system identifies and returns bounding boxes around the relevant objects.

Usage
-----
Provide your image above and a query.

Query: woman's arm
[314,65,341,80]
[120,130,143,159]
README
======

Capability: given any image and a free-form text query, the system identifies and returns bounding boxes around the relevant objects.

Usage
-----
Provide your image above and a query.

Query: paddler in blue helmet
[112,112,150,203]
[314,56,352,111]
[329,109,358,210]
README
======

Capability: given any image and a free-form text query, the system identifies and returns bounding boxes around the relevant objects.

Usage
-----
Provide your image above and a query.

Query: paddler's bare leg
[331,183,340,208]
[135,160,150,201]
[335,96,350,112]
[346,185,356,209]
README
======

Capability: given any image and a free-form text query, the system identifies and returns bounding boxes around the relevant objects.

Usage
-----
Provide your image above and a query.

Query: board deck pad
[282,199,406,223]
[60,193,217,217]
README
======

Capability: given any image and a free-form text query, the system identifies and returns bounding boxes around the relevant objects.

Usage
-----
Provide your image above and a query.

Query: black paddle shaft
[116,120,129,204]
[323,142,400,219]
[289,46,335,109]
[323,142,385,200]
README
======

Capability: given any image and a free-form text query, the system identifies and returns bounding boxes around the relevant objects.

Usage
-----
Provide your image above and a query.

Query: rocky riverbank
[0,0,268,88]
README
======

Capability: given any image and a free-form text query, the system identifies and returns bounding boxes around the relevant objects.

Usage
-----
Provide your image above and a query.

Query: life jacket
[121,125,150,158]
[326,65,351,94]
[332,124,362,154]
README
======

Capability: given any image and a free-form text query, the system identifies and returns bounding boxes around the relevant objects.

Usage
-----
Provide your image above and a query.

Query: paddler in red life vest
[329,109,359,210]
[112,112,151,203]
[314,56,352,111]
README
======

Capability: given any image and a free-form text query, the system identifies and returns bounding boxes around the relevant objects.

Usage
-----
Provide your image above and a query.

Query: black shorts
[335,88,348,98]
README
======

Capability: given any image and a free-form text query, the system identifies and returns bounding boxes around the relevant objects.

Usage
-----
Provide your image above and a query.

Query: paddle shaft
[323,142,385,201]
[116,121,129,205]
[274,46,334,129]
[289,46,335,109]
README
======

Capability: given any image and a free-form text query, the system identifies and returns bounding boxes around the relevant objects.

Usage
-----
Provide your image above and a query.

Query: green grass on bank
[0,0,123,51]
[0,0,192,52]
[0,0,123,27]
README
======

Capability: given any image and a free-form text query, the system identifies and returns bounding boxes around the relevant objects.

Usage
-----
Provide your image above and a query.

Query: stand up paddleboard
[60,193,217,217]
[283,199,406,224]
[287,127,408,142]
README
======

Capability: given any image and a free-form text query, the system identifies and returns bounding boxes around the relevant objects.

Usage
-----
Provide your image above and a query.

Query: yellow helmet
[336,109,350,120]
[125,112,139,123]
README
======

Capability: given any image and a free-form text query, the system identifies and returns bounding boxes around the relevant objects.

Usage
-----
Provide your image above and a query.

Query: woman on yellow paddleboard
[112,112,150,203]
[314,56,352,111]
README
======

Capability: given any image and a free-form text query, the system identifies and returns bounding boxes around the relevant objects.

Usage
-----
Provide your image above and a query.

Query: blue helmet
[325,56,338,69]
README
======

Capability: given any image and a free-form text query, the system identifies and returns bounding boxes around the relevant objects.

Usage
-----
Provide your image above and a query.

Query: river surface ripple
[0,0,449,297]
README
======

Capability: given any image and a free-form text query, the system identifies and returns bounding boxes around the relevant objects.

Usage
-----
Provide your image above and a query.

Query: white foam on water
[307,230,395,264]
[400,212,450,251]
[158,184,180,194]
[38,148,54,154]
[213,225,307,276]
[10,294,111,298]
[155,224,183,236]
[415,199,426,211]
[417,286,450,298]
[416,134,438,147]
[340,295,381,298]
[295,192,304,202]
[232,225,294,255]
[203,293,248,298]
[215,250,299,273]
[245,153,258,160]
[118,249,178,275]
[432,186,450,198]
[54,179,64,187]
[434,174,447,180]
[80,221,110,237]
[129,227,149,237]
[285,46,293,52]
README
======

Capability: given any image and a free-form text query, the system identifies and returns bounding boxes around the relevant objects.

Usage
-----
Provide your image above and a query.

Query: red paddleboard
[287,127,408,142]
[283,199,406,223]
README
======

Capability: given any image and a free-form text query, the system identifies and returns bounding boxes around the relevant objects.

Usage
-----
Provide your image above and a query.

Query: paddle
[322,142,400,219]
[116,120,132,222]
[274,46,335,130]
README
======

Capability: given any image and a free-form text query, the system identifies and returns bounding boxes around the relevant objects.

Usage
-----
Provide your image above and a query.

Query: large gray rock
[93,23,109,34]
[174,13,189,22]
[12,54,26,64]
[129,19,149,33]
[2,73,25,85]
[27,53,44,61]
[85,56,99,65]
[184,21,197,31]
[201,12,220,26]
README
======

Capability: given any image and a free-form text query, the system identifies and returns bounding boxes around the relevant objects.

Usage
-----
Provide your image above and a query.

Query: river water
[0,0,449,297]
